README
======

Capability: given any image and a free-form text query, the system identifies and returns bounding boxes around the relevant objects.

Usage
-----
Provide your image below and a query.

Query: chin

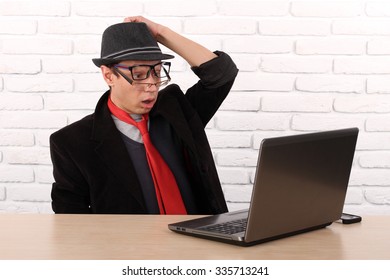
[139,108,152,115]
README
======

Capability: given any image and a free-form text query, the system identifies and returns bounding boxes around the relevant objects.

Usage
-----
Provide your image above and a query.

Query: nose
[145,83,159,90]
[143,75,160,90]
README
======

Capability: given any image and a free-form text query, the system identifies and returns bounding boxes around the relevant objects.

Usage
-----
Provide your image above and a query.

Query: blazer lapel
[91,91,146,210]
[151,87,197,153]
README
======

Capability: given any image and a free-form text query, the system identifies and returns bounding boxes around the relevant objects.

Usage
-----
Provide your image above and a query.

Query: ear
[100,66,115,87]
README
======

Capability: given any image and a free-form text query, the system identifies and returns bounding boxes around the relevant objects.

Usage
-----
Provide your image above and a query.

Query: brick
[344,187,364,205]
[5,201,39,213]
[367,76,390,94]
[223,185,253,203]
[350,169,390,186]
[228,54,260,72]
[296,75,365,93]
[334,57,390,74]
[219,1,289,16]
[74,74,107,92]
[219,92,261,111]
[40,203,54,213]
[232,73,295,91]
[185,19,257,35]
[74,1,143,17]
[0,20,37,35]
[366,116,390,132]
[291,115,365,131]
[0,94,43,110]
[0,166,34,183]
[0,186,5,201]
[217,167,250,184]
[6,184,51,202]
[291,1,362,17]
[0,112,67,129]
[365,187,390,205]
[45,93,101,110]
[0,1,70,16]
[42,57,97,74]
[216,149,258,167]
[3,38,72,55]
[0,130,35,146]
[35,166,54,184]
[259,19,330,35]
[333,20,390,35]
[146,1,216,16]
[356,132,390,150]
[74,36,101,55]
[215,112,290,131]
[261,56,332,73]
[342,204,382,215]
[368,38,390,55]
[4,147,51,165]
[39,19,108,35]
[296,38,366,55]
[206,131,252,148]
[359,152,390,168]
[35,130,56,147]
[334,96,390,113]
[366,2,390,17]
[0,56,41,74]
[6,75,73,93]
[224,36,293,54]
[262,95,333,112]
[0,201,41,213]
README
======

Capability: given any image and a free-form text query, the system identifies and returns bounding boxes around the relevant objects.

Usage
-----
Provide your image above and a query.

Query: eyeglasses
[113,62,171,89]
[114,62,171,81]
[129,80,171,90]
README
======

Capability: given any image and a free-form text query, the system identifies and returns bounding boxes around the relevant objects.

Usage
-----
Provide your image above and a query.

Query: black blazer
[50,52,238,214]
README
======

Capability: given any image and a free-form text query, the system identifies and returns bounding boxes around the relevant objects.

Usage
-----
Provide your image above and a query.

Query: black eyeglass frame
[113,67,171,89]
[113,62,171,83]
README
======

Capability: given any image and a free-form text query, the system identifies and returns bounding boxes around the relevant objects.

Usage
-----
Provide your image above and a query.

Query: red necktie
[107,97,187,214]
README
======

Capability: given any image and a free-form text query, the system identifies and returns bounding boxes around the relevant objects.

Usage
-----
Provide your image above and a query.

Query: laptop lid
[245,127,358,243]
[168,128,359,246]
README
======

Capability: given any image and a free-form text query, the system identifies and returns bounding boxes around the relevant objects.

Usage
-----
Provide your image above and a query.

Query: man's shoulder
[50,113,94,142]
[154,84,186,106]
[159,83,183,97]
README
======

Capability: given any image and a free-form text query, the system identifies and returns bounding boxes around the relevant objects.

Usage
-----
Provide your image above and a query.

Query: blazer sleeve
[184,51,239,126]
[50,132,92,214]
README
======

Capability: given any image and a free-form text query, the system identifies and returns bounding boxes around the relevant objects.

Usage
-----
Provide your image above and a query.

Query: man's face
[101,60,162,115]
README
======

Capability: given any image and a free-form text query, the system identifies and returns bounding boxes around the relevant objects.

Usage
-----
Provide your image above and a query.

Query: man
[50,16,238,214]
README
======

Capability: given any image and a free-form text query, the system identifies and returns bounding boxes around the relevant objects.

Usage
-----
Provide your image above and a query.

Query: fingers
[123,16,161,39]
[123,16,144,23]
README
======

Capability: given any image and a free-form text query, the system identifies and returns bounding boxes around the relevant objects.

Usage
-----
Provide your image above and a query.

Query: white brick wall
[1,0,390,215]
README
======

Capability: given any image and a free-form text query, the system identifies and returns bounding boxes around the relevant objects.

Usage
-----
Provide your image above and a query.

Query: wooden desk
[0,214,389,260]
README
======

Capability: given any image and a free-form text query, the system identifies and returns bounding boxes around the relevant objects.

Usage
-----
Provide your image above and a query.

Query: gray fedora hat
[92,22,174,67]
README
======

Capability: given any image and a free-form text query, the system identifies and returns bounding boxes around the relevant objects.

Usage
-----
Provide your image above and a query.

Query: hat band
[103,46,162,59]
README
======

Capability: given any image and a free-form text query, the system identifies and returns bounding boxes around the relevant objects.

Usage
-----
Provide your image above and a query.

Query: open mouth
[142,99,155,108]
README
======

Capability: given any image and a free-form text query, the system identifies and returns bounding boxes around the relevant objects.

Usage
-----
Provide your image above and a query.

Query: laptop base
[169,222,332,247]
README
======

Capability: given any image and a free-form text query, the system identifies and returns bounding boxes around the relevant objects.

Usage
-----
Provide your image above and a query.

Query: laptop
[168,128,359,246]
